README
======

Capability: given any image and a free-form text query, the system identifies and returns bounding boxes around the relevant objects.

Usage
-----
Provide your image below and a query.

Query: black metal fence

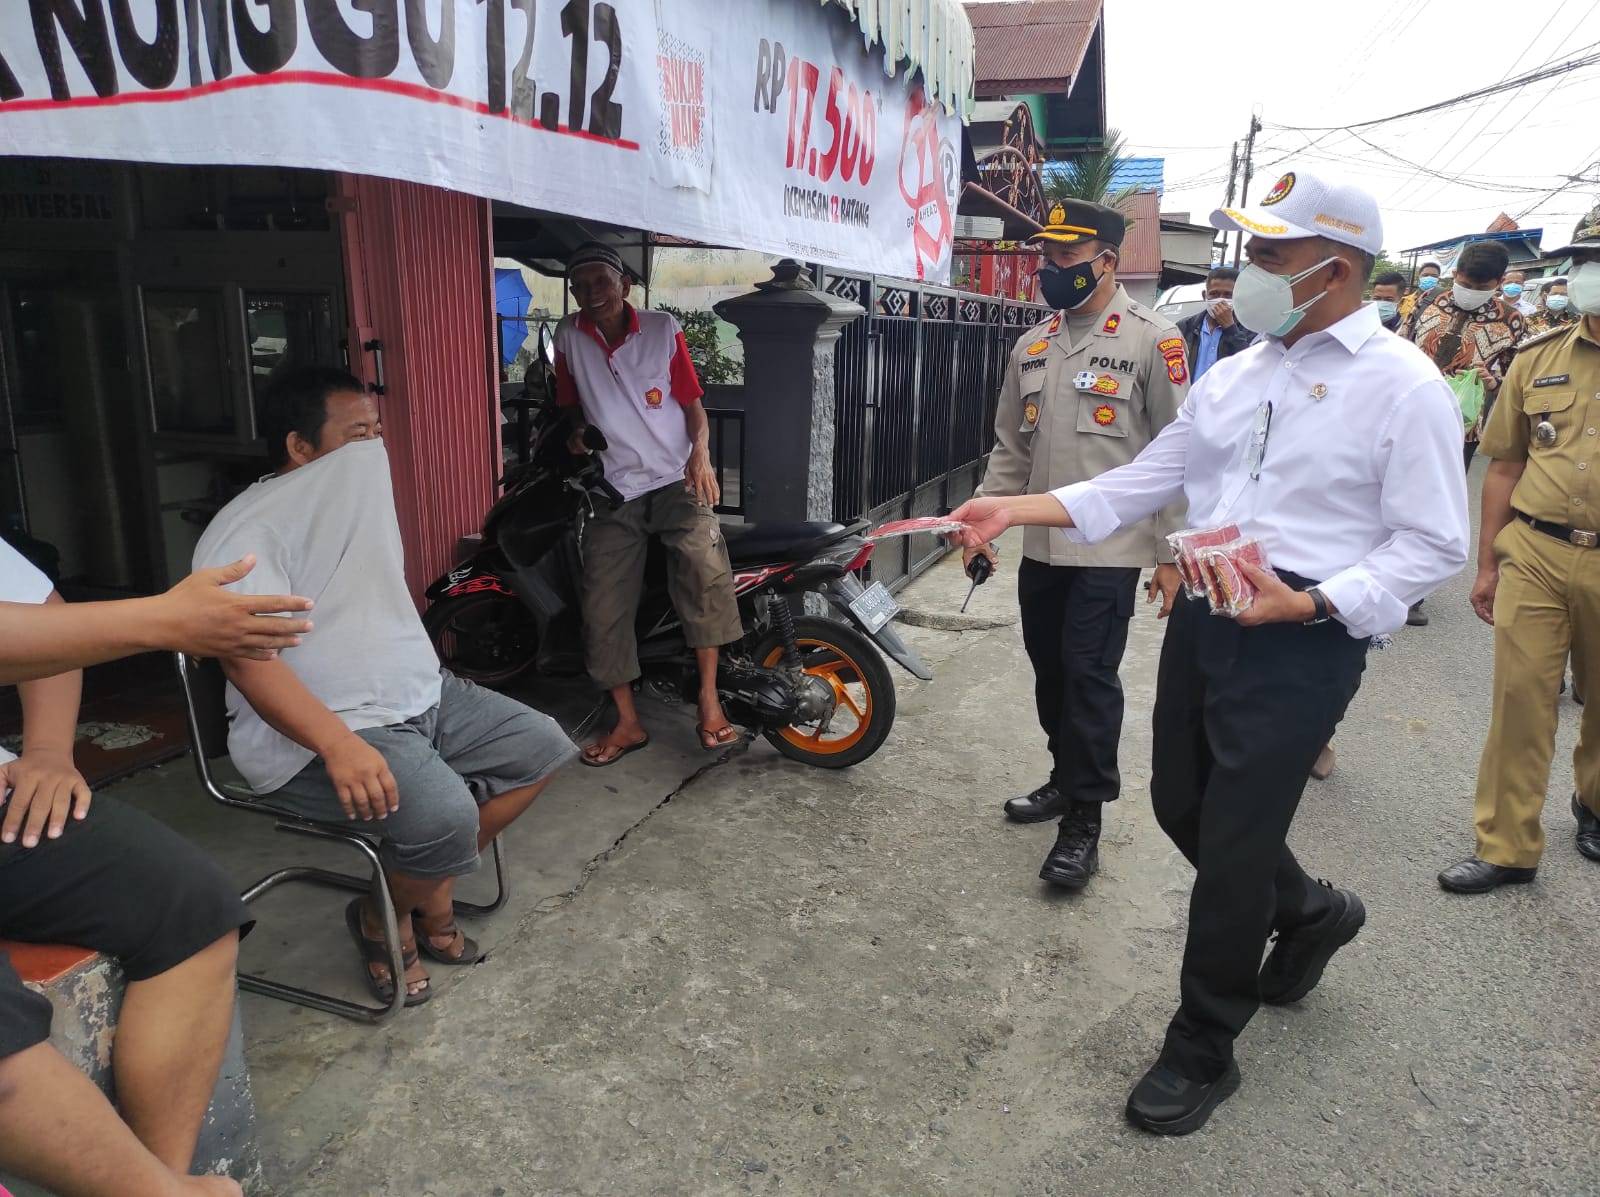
[825,272,1050,591]
[703,387,745,518]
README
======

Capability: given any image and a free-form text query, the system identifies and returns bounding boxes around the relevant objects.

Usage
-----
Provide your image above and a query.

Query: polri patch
[1533,374,1572,387]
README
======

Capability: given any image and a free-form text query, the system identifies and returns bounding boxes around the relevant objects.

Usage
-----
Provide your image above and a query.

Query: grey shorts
[271,672,577,879]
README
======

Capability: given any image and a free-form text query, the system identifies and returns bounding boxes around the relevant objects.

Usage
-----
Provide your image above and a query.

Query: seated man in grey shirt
[195,368,577,1006]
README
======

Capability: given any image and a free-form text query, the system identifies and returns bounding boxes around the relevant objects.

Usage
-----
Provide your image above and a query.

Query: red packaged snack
[1197,537,1272,618]
[1167,525,1241,598]
[868,516,973,542]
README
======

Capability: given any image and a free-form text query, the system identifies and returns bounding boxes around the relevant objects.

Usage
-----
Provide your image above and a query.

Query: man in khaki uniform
[970,198,1187,890]
[1442,222,1600,893]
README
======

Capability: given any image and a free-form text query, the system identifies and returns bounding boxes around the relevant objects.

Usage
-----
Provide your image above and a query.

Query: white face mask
[1545,294,1570,313]
[1376,300,1399,321]
[1569,262,1600,315]
[1452,284,1495,311]
[1231,257,1337,339]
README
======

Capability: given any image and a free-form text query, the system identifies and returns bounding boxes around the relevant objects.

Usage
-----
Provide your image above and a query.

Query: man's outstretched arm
[0,557,313,685]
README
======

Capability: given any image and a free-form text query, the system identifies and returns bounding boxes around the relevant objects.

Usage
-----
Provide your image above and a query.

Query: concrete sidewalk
[111,527,1599,1195]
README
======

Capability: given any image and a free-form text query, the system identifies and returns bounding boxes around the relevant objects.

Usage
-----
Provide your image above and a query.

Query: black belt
[1516,510,1600,548]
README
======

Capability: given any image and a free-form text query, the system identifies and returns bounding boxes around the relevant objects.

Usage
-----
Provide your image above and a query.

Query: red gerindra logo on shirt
[644,388,664,408]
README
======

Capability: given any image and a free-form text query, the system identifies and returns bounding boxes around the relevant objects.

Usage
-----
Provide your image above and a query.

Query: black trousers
[1018,559,1140,804]
[1151,586,1369,1082]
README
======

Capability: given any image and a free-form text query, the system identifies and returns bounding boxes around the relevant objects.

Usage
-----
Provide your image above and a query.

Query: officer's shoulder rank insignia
[1520,324,1575,351]
[1158,336,1189,384]
[1047,312,1062,335]
[1093,404,1117,427]
[1102,313,1121,334]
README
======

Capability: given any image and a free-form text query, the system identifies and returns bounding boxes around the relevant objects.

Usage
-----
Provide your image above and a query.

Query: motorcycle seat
[722,521,852,564]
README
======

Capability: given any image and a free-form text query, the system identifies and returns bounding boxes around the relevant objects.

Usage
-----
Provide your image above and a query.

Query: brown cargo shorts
[582,481,745,689]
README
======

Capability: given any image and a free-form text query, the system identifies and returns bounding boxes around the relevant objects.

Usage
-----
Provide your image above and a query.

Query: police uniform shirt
[1053,303,1470,638]
[977,285,1189,567]
[1479,321,1600,523]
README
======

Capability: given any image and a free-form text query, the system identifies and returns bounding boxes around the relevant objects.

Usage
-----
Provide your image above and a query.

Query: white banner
[0,0,961,281]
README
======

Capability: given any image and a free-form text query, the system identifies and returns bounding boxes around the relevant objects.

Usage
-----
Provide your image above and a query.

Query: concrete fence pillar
[715,261,864,525]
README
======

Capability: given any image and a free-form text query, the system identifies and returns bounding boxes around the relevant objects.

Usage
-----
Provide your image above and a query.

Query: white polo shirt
[0,537,55,770]
[553,305,704,501]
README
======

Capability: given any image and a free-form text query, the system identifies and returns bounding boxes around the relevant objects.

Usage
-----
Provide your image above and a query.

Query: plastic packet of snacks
[1196,537,1272,618]
[1167,525,1241,597]
[868,516,974,542]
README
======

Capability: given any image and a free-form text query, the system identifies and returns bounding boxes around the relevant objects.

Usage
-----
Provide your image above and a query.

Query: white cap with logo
[1210,168,1384,255]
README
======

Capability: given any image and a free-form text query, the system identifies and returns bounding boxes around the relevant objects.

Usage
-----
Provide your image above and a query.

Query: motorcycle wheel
[423,592,537,686]
[753,615,896,769]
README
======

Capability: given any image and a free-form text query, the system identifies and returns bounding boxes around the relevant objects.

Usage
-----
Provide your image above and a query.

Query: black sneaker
[1259,883,1366,1005]
[1126,1060,1241,1135]
[1038,811,1100,889]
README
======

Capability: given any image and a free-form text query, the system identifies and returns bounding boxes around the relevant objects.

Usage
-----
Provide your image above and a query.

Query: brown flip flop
[580,734,650,768]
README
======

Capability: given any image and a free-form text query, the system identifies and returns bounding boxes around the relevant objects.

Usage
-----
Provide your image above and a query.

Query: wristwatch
[1303,587,1332,625]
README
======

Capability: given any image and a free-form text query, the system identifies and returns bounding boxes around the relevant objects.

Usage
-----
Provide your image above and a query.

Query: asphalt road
[270,477,1600,1196]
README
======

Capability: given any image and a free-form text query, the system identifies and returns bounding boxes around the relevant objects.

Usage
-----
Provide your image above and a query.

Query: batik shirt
[1403,288,1524,442]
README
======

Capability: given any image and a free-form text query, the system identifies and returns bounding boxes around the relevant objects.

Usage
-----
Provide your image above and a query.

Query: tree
[658,305,740,385]
[1368,250,1409,288]
[1044,128,1137,213]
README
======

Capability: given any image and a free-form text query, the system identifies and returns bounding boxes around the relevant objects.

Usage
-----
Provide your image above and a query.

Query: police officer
[1443,221,1600,892]
[970,199,1187,890]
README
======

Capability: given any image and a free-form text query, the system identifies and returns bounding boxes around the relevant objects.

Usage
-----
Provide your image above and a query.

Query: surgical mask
[1231,257,1337,339]
[1546,294,1570,313]
[1501,282,1523,298]
[1038,252,1108,311]
[1452,284,1494,311]
[1569,262,1600,315]
[1376,300,1399,322]
[1418,275,1440,292]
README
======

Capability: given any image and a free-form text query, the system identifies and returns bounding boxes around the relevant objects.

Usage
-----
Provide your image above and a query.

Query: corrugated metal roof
[965,0,1102,91]
[1117,191,1163,278]
[823,0,976,118]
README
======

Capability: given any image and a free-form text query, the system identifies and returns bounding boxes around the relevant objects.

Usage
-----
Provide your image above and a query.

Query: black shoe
[1125,1060,1241,1135]
[1038,814,1100,889]
[1406,601,1429,627]
[1259,883,1365,1005]
[1437,857,1537,893]
[1574,794,1600,862]
[1004,783,1068,823]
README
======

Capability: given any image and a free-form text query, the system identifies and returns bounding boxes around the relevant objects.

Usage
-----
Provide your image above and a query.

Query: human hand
[322,733,399,822]
[1234,563,1317,627]
[948,497,1015,548]
[0,749,90,848]
[1211,300,1235,328]
[160,558,314,661]
[567,424,593,456]
[1470,566,1499,625]
[1149,563,1182,619]
[685,449,721,508]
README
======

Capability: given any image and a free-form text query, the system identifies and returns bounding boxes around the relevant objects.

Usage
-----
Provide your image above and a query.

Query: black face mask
[1039,254,1106,311]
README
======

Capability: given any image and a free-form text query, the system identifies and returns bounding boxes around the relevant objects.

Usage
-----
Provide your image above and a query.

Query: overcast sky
[976,0,1600,258]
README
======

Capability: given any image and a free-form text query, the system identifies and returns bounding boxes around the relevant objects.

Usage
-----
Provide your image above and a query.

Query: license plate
[848,581,899,635]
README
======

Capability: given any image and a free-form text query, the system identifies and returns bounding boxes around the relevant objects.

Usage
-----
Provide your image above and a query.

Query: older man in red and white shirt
[553,241,744,765]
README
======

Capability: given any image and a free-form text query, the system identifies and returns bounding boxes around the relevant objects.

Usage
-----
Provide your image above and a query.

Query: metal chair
[174,654,509,1023]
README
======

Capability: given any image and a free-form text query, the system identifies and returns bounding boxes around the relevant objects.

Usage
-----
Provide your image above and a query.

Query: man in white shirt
[553,242,744,765]
[952,170,1470,1134]
[196,368,576,1007]
[0,545,314,1197]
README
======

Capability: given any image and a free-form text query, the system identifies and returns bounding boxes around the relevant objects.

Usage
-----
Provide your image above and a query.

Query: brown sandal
[697,723,743,751]
[344,899,431,1007]
[414,920,484,966]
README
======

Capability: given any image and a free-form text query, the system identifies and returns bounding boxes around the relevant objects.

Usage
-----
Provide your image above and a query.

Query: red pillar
[336,175,498,605]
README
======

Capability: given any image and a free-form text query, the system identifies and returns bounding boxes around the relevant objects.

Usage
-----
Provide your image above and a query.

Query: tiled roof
[1110,157,1164,195]
[965,0,1102,92]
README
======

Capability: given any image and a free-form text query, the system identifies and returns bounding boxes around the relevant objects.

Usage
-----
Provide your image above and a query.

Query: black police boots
[1038,804,1101,889]
[1003,783,1069,823]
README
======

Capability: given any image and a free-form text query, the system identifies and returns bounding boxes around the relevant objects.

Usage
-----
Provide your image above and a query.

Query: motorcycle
[422,405,930,769]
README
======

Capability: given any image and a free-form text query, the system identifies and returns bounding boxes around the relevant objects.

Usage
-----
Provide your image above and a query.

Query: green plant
[659,305,740,385]
[1044,127,1137,216]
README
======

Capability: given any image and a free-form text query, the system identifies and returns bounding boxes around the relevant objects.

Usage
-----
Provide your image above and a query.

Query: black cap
[1029,198,1126,247]
[567,240,628,277]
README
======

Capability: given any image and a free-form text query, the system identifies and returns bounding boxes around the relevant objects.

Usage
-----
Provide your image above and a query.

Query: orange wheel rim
[762,637,873,755]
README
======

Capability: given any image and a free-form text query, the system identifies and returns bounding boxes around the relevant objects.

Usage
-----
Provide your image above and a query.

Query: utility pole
[1217,140,1240,265]
[1233,113,1261,267]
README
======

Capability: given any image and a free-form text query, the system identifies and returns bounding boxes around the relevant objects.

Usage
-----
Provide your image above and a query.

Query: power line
[1267,40,1600,133]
